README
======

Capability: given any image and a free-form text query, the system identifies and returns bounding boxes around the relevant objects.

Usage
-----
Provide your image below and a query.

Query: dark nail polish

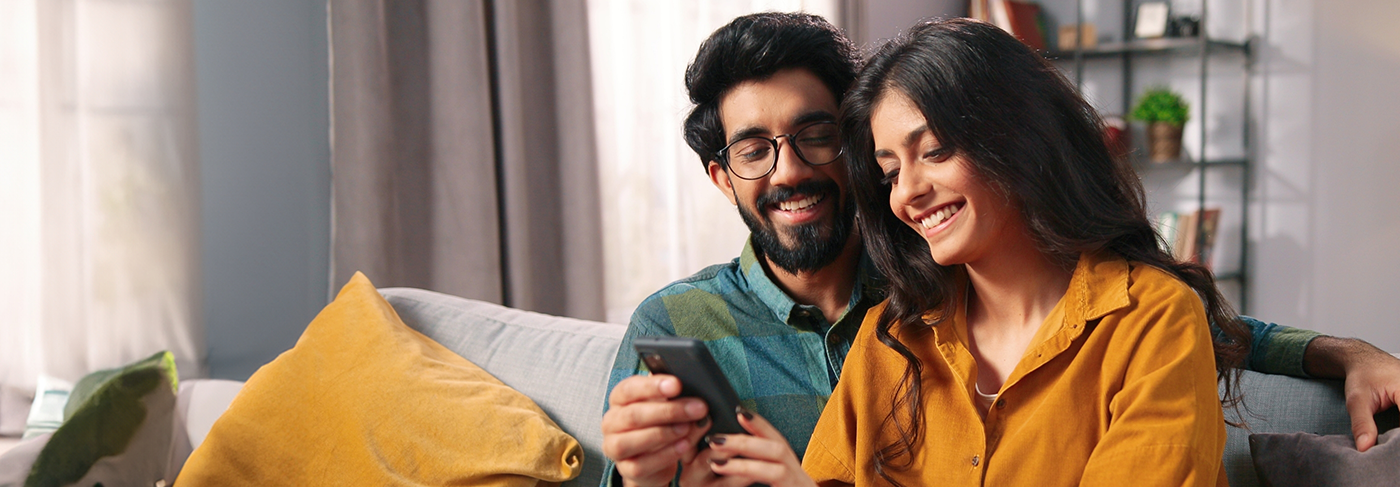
[707,435,726,446]
[735,405,754,421]
[710,458,728,466]
[695,416,710,428]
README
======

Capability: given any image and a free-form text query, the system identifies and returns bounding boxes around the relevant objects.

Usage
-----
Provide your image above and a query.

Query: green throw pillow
[24,351,179,487]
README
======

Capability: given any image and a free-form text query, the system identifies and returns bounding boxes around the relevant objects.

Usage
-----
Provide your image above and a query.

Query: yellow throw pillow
[178,272,582,486]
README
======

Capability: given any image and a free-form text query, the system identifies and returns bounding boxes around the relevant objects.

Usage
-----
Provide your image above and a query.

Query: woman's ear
[707,161,738,205]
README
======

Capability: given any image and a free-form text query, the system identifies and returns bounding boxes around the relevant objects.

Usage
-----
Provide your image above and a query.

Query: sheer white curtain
[0,0,203,412]
[588,0,841,324]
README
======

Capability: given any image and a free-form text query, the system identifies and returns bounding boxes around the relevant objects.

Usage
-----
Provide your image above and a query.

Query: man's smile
[769,192,829,225]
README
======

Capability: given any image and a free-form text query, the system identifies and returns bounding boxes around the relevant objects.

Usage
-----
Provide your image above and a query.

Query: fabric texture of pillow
[22,351,182,487]
[1249,428,1400,487]
[178,272,583,486]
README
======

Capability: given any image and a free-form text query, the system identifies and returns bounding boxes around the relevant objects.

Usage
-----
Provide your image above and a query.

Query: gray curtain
[329,0,604,321]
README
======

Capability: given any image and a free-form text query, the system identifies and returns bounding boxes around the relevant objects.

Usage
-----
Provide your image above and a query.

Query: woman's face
[870,90,1020,267]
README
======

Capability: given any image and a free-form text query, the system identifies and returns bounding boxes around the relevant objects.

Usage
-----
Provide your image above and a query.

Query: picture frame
[1134,2,1171,39]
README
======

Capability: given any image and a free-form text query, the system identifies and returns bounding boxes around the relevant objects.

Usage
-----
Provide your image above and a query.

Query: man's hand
[689,407,817,487]
[1303,336,1400,452]
[602,374,712,487]
[1341,346,1400,452]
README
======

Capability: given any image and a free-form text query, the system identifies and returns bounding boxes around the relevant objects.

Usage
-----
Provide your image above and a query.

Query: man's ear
[707,161,738,205]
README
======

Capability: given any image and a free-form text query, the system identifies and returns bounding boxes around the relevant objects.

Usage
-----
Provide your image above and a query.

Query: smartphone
[633,336,746,445]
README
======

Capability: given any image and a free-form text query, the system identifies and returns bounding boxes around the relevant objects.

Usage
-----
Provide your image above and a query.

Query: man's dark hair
[683,12,859,168]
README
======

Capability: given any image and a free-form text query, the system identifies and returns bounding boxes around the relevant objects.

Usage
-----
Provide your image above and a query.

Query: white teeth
[777,194,824,212]
[920,204,962,229]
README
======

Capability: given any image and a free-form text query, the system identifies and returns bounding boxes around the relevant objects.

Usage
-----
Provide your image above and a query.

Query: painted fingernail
[707,435,726,446]
[695,416,710,428]
[710,458,728,466]
[735,405,754,421]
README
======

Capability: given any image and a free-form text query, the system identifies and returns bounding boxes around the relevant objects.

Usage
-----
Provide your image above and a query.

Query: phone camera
[643,353,665,371]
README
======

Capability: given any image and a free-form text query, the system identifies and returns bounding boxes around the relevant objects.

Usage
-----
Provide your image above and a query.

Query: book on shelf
[970,0,989,22]
[1153,208,1222,269]
[972,0,1047,50]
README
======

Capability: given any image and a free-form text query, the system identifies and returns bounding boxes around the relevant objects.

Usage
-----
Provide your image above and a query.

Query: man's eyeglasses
[715,121,843,180]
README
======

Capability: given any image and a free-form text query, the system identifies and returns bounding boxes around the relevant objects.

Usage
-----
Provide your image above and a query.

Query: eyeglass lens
[725,122,841,179]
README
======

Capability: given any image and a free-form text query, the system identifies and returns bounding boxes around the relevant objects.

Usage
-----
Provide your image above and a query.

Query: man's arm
[1238,316,1400,452]
[1238,316,1319,376]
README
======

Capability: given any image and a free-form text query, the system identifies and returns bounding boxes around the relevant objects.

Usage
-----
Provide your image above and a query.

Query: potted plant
[1130,87,1189,162]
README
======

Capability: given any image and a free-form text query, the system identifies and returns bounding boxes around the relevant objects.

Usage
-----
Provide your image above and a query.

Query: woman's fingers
[735,405,784,440]
[704,432,789,463]
[698,408,815,487]
[707,457,793,486]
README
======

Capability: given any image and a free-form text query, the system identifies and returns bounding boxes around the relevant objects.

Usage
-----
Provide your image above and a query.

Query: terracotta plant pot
[1148,122,1183,162]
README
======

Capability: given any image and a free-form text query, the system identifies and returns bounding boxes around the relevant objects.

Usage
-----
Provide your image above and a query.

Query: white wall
[1253,0,1400,351]
[193,0,331,379]
[856,0,963,47]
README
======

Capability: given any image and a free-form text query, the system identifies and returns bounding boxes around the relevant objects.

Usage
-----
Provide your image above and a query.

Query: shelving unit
[1046,0,1254,312]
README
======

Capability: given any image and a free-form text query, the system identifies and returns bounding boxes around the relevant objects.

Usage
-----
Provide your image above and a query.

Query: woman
[700,18,1248,486]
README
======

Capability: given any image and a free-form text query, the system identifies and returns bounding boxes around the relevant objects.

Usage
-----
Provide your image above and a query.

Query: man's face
[707,68,854,273]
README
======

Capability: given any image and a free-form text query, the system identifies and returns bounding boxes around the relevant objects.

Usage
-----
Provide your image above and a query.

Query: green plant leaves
[1130,88,1190,126]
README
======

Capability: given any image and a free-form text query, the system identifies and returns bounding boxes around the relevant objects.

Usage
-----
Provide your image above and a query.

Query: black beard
[738,179,855,274]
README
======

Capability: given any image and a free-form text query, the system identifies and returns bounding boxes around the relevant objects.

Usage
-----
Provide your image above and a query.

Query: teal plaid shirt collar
[737,237,885,329]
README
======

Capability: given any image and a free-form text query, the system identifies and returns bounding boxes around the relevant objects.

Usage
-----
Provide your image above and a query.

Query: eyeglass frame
[713,120,844,180]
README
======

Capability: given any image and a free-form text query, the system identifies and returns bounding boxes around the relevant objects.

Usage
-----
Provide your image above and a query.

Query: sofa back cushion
[381,288,626,487]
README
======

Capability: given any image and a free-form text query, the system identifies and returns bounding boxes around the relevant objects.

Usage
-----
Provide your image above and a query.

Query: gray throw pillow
[1249,428,1400,487]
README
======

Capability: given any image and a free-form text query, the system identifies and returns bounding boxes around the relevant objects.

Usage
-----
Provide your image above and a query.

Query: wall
[856,0,962,47]
[193,0,331,379]
[1253,0,1400,351]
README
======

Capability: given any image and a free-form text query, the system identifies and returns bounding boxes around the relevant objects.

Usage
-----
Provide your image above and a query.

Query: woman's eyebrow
[873,125,931,158]
[903,125,930,148]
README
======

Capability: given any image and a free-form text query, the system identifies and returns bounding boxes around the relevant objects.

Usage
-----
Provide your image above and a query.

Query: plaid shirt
[599,238,884,486]
[599,238,1316,486]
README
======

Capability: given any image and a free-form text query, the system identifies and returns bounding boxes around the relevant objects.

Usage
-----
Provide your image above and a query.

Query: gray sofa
[377,288,1395,487]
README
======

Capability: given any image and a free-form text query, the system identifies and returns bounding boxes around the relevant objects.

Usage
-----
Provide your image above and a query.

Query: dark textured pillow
[1249,429,1400,487]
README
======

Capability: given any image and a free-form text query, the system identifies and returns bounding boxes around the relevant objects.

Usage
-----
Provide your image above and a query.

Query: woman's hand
[680,406,817,487]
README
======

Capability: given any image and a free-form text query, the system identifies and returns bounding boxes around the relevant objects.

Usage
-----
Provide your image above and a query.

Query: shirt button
[996,399,1006,409]
[971,455,980,466]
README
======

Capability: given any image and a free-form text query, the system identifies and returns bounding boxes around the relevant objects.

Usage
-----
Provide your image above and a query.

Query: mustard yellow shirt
[802,252,1227,486]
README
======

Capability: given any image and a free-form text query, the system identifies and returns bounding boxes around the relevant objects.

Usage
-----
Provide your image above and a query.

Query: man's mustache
[755,180,840,210]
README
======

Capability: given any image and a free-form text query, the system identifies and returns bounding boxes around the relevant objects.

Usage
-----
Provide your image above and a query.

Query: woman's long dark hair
[840,19,1250,484]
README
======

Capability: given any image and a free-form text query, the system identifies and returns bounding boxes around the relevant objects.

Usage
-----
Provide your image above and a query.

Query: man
[600,12,1400,487]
